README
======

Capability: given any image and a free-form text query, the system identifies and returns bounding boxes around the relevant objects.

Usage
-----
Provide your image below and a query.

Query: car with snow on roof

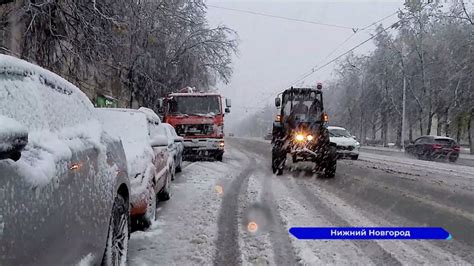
[328,126,360,160]
[161,123,184,174]
[0,55,130,265]
[96,107,172,231]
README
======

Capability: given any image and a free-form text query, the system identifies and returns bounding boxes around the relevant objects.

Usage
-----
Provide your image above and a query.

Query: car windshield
[1,1,473,265]
[169,96,221,115]
[329,128,352,138]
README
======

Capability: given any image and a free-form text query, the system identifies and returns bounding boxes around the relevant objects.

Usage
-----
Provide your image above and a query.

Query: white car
[162,123,184,174]
[328,126,360,160]
[97,108,172,230]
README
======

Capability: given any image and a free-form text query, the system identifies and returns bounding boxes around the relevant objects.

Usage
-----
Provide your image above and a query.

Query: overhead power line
[207,4,356,31]
[289,21,400,86]
[287,1,436,87]
[286,10,399,88]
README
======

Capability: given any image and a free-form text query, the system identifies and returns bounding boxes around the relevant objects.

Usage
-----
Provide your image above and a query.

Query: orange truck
[159,87,231,161]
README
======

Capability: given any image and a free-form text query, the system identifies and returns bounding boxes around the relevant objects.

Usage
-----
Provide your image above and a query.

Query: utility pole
[401,74,406,151]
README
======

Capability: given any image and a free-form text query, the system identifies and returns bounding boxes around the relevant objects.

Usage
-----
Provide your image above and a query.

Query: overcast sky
[206,0,406,127]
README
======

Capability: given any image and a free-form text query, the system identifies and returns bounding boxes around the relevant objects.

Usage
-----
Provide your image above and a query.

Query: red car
[97,108,172,230]
[405,136,460,162]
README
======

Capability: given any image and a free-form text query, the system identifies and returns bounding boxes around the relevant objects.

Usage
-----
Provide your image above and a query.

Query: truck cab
[159,88,231,161]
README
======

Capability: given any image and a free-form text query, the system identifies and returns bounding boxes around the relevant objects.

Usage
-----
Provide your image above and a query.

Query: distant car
[162,123,184,174]
[0,55,130,265]
[97,108,172,230]
[328,126,360,160]
[405,136,460,162]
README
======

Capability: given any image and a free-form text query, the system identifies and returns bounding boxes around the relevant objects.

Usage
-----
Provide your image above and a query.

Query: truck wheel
[276,168,284,175]
[215,153,223,162]
[324,160,337,178]
[272,154,285,175]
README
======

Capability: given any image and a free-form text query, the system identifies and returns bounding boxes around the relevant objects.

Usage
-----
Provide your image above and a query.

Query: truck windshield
[169,96,221,115]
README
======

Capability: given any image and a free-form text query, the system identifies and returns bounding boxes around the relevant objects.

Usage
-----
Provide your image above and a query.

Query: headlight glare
[307,135,314,141]
[295,134,305,141]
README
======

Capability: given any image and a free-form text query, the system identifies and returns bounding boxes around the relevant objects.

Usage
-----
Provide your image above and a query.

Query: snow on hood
[6,120,105,187]
[330,136,359,146]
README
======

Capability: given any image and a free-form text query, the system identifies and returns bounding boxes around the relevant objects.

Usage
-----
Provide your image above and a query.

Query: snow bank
[0,55,106,187]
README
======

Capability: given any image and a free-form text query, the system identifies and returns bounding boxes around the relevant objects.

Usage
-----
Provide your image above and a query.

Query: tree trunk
[396,119,402,148]
[409,121,413,143]
[381,110,388,147]
[456,116,462,143]
[419,117,424,137]
[469,109,473,155]
[426,112,433,135]
[436,113,442,136]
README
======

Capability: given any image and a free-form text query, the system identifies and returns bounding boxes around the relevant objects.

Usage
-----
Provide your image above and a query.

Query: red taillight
[453,146,460,151]
[432,144,442,149]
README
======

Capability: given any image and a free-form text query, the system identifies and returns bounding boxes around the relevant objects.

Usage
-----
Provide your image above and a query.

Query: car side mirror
[225,98,232,108]
[150,135,168,147]
[174,136,184,143]
[0,116,28,161]
[275,98,281,107]
[225,108,230,113]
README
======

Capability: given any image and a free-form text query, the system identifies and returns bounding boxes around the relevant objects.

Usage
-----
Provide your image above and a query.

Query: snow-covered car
[162,123,184,173]
[328,126,360,160]
[97,108,172,230]
[0,55,130,265]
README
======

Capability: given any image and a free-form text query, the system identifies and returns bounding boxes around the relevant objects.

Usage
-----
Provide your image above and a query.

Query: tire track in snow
[231,139,299,265]
[259,168,299,265]
[213,154,256,266]
[238,174,276,265]
[229,138,473,264]
[231,138,399,265]
[290,176,402,266]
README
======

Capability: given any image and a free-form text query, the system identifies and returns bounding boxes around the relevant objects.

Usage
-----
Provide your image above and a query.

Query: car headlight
[295,134,305,142]
[355,142,360,148]
[307,135,314,141]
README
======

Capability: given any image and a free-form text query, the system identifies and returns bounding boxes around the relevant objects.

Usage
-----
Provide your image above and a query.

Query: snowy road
[128,138,474,265]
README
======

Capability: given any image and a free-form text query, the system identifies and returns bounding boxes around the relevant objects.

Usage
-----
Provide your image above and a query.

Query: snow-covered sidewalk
[128,147,249,265]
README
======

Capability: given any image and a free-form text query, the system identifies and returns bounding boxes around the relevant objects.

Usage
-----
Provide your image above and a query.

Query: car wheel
[215,153,223,162]
[158,171,171,201]
[141,187,157,229]
[102,194,129,266]
[449,156,458,163]
[324,160,337,178]
[176,156,183,173]
[351,155,359,160]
